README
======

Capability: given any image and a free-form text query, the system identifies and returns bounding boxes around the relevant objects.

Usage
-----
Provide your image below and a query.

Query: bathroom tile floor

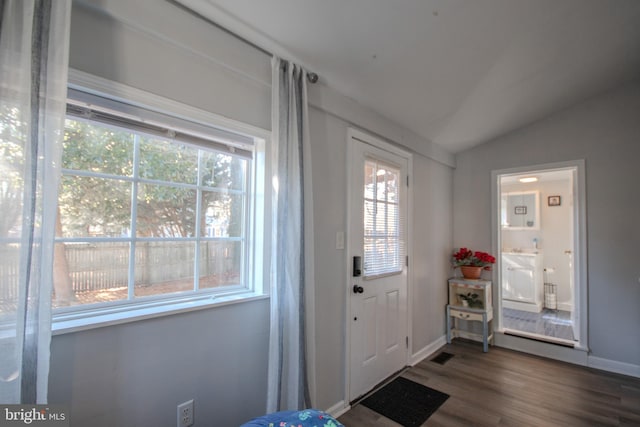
[502,307,575,341]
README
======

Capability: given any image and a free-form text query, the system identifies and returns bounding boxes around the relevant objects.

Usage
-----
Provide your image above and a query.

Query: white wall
[454,79,640,368]
[53,0,454,423]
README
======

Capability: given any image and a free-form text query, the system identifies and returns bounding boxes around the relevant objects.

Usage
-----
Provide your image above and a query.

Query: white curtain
[0,0,71,403]
[267,57,316,412]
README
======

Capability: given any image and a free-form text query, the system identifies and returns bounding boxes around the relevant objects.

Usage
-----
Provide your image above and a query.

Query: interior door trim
[491,159,588,355]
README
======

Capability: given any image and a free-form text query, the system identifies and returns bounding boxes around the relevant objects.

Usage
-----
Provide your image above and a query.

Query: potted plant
[458,292,482,308]
[452,247,496,279]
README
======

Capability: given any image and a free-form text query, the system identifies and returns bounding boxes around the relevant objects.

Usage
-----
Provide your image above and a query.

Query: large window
[12,88,265,324]
[0,85,266,324]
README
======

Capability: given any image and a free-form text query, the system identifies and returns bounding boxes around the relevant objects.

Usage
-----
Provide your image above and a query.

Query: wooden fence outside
[0,241,238,301]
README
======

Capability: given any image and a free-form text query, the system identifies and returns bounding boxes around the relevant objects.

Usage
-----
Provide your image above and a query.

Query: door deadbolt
[353,256,362,277]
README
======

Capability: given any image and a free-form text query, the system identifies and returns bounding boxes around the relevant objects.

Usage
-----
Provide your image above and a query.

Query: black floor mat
[430,351,454,365]
[360,377,449,426]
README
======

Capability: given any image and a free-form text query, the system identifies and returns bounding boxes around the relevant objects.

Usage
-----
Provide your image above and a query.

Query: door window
[363,158,404,278]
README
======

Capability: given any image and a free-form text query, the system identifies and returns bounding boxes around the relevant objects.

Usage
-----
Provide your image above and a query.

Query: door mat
[360,377,449,426]
[430,351,454,365]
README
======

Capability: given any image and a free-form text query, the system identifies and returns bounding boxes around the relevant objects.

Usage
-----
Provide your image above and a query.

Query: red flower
[451,248,496,268]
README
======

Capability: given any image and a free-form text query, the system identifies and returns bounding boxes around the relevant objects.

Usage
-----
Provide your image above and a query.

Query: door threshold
[503,329,576,348]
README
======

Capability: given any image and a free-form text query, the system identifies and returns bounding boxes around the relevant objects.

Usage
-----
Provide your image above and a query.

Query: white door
[348,133,409,401]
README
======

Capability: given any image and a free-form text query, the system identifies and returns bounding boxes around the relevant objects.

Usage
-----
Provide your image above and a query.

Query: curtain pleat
[267,57,316,412]
[0,0,71,404]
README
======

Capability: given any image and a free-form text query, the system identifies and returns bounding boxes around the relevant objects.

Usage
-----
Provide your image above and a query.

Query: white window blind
[363,158,405,278]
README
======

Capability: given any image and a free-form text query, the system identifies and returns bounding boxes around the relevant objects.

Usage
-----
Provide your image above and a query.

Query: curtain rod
[168,0,319,83]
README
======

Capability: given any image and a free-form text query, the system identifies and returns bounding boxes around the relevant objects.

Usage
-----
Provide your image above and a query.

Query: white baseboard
[557,302,573,312]
[410,335,447,366]
[325,400,350,419]
[494,332,588,366]
[588,356,640,378]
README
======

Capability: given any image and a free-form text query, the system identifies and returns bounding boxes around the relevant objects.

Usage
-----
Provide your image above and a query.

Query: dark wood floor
[338,340,640,426]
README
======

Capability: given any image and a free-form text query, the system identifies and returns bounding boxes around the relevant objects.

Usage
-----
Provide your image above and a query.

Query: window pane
[133,241,195,297]
[63,119,134,176]
[378,169,399,203]
[363,237,401,276]
[58,175,132,238]
[200,152,247,191]
[0,106,25,238]
[136,183,196,237]
[364,199,375,233]
[52,242,130,308]
[199,241,242,289]
[364,161,376,199]
[201,191,244,238]
[139,137,198,184]
[0,243,19,317]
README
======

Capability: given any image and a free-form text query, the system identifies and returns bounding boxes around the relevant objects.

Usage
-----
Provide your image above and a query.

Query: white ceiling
[188,0,640,153]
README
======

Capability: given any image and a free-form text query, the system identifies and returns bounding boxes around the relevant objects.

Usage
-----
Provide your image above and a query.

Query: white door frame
[491,160,589,362]
[344,127,413,403]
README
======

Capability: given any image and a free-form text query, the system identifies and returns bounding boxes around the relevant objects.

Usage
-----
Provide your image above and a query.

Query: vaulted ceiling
[180,0,640,153]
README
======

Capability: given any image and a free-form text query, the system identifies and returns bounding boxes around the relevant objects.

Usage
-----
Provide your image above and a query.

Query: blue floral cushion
[240,409,344,427]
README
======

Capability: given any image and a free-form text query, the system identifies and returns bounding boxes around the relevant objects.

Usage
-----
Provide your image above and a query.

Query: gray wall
[50,300,270,427]
[453,79,640,367]
[70,0,271,129]
[51,0,454,424]
[411,155,453,352]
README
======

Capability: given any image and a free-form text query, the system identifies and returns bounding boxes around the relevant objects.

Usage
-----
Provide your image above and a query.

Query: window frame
[52,71,271,334]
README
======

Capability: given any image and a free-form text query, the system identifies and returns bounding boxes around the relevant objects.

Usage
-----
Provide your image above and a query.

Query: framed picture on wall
[514,206,527,215]
[548,195,561,206]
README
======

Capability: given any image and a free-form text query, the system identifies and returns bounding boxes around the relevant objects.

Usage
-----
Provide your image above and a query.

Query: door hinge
[406,255,409,267]
[406,336,409,349]
[406,175,409,187]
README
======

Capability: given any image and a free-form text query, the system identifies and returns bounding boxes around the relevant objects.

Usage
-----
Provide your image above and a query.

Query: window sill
[52,291,269,335]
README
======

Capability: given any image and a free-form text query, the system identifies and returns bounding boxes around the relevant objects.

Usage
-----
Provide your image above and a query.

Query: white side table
[446,278,493,352]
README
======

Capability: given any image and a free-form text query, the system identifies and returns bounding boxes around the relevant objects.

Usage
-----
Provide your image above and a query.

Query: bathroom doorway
[492,161,587,351]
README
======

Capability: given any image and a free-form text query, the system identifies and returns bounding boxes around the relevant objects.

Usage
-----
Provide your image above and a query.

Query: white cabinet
[501,253,543,312]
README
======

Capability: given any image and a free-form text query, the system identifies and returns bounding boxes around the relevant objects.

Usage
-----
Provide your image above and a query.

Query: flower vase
[460,266,482,280]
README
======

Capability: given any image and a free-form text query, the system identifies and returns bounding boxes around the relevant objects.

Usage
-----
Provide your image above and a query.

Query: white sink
[502,248,540,255]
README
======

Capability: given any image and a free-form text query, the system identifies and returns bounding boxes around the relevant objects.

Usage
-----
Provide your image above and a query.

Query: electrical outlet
[177,399,194,427]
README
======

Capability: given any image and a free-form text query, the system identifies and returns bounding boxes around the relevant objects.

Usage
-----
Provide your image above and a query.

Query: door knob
[353,284,364,294]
